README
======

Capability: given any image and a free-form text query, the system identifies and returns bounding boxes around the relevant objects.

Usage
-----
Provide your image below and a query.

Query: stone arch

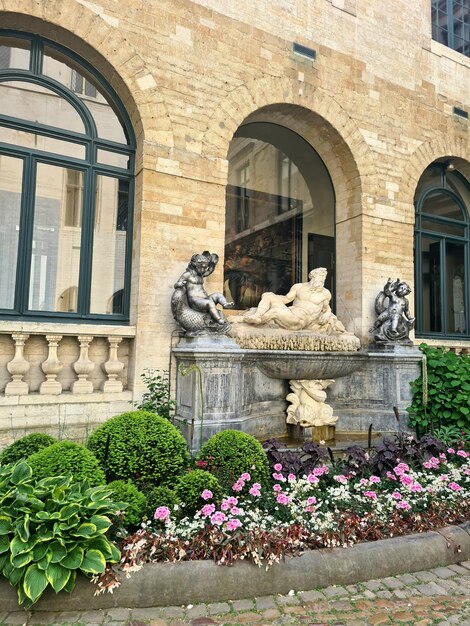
[400,135,470,208]
[203,76,376,333]
[0,3,174,150]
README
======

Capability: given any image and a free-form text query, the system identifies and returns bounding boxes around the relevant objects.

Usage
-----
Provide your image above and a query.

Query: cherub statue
[171,251,233,335]
[370,278,415,343]
[286,379,338,427]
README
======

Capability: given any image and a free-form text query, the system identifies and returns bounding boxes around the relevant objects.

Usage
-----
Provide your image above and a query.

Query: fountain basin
[249,350,368,380]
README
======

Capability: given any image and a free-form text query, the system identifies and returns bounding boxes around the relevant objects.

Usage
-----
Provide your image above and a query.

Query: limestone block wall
[0,0,469,442]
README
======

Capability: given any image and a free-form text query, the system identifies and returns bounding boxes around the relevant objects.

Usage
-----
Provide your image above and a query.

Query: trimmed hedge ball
[86,410,190,488]
[197,430,270,492]
[27,440,105,486]
[0,433,57,466]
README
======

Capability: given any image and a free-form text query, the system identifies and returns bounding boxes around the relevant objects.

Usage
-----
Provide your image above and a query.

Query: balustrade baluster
[40,335,63,395]
[102,336,124,392]
[72,335,94,394]
[5,333,30,395]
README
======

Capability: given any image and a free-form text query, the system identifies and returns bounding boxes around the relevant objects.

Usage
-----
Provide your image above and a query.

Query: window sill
[428,40,470,70]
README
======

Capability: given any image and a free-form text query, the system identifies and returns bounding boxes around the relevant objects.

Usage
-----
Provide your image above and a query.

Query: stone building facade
[0,0,469,446]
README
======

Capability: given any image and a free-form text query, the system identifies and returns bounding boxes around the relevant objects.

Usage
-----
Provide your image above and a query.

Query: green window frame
[0,31,135,323]
[414,163,470,338]
[432,0,470,58]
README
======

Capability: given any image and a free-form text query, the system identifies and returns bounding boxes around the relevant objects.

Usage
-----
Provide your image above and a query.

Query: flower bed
[96,446,470,594]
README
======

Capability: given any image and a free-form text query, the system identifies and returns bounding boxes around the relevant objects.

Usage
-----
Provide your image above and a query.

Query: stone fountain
[171,257,368,449]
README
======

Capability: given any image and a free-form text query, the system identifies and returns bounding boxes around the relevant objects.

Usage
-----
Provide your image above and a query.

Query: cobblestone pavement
[1,561,469,626]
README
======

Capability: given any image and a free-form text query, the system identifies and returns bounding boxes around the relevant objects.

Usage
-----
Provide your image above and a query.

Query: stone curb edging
[1,521,469,613]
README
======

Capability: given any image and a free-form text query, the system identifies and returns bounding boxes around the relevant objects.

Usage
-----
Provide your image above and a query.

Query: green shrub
[0,433,56,466]
[0,460,122,608]
[407,344,470,434]
[174,470,222,515]
[135,369,175,421]
[145,485,180,519]
[108,480,147,528]
[27,441,105,486]
[197,430,270,491]
[86,410,190,488]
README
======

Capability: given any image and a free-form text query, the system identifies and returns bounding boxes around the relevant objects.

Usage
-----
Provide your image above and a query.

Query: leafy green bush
[135,369,175,421]
[145,486,179,519]
[174,470,222,515]
[198,430,270,491]
[0,433,56,466]
[108,480,147,528]
[27,441,105,486]
[407,344,470,434]
[86,411,190,488]
[0,460,122,608]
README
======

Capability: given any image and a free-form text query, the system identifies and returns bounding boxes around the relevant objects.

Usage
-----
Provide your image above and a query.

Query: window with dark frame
[414,163,470,338]
[0,32,135,322]
[432,0,470,57]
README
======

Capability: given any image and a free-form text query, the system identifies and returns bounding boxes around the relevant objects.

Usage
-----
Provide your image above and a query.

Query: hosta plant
[0,460,123,608]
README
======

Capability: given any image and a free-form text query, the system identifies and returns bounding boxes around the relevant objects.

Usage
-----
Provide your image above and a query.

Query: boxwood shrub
[197,430,270,491]
[86,410,190,488]
[0,433,56,466]
[27,441,105,486]
[145,485,180,520]
[108,480,147,528]
[174,469,222,515]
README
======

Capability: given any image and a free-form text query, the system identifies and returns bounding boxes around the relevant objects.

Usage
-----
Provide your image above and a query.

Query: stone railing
[0,322,136,399]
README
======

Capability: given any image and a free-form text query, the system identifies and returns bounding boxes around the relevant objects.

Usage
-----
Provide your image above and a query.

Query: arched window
[224,122,335,310]
[414,162,470,337]
[0,32,135,322]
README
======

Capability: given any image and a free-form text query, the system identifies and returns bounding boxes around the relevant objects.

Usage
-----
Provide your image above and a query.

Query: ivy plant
[407,344,470,434]
[0,460,123,608]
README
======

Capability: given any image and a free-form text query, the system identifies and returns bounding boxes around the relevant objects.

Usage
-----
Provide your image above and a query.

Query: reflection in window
[225,122,334,310]
[415,162,470,337]
[0,32,134,321]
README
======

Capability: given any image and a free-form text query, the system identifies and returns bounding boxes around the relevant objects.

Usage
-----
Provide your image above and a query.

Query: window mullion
[15,156,36,314]
[30,36,42,75]
[76,166,95,316]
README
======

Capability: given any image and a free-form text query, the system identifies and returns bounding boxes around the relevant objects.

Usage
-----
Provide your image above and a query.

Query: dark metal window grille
[0,46,10,69]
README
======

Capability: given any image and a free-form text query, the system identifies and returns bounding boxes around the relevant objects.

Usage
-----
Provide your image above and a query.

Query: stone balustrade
[0,322,135,398]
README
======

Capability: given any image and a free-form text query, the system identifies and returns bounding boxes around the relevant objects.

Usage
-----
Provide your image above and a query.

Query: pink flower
[230,506,241,515]
[307,496,317,505]
[227,496,238,505]
[394,463,410,476]
[249,486,261,497]
[397,500,411,510]
[274,463,283,471]
[272,472,285,481]
[307,474,319,484]
[447,448,456,454]
[369,475,381,484]
[232,481,244,492]
[411,482,423,492]
[196,460,208,468]
[201,503,216,517]
[276,493,291,505]
[154,506,170,521]
[334,475,348,484]
[386,471,397,481]
[440,474,449,482]
[439,453,447,460]
[457,450,468,458]
[391,491,402,500]
[273,484,282,492]
[363,491,377,500]
[201,489,213,501]
[448,482,462,491]
[360,478,368,486]
[288,473,296,482]
[210,511,227,525]
[312,465,328,477]
[240,472,251,481]
[464,468,470,476]
[226,518,241,531]
[221,500,230,511]
[400,474,414,486]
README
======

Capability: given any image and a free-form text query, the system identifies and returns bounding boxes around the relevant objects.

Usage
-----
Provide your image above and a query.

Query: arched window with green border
[414,162,470,337]
[0,31,135,322]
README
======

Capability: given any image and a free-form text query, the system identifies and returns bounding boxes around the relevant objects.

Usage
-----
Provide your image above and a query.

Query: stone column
[5,333,30,395]
[72,335,94,394]
[40,335,63,395]
[102,336,124,392]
